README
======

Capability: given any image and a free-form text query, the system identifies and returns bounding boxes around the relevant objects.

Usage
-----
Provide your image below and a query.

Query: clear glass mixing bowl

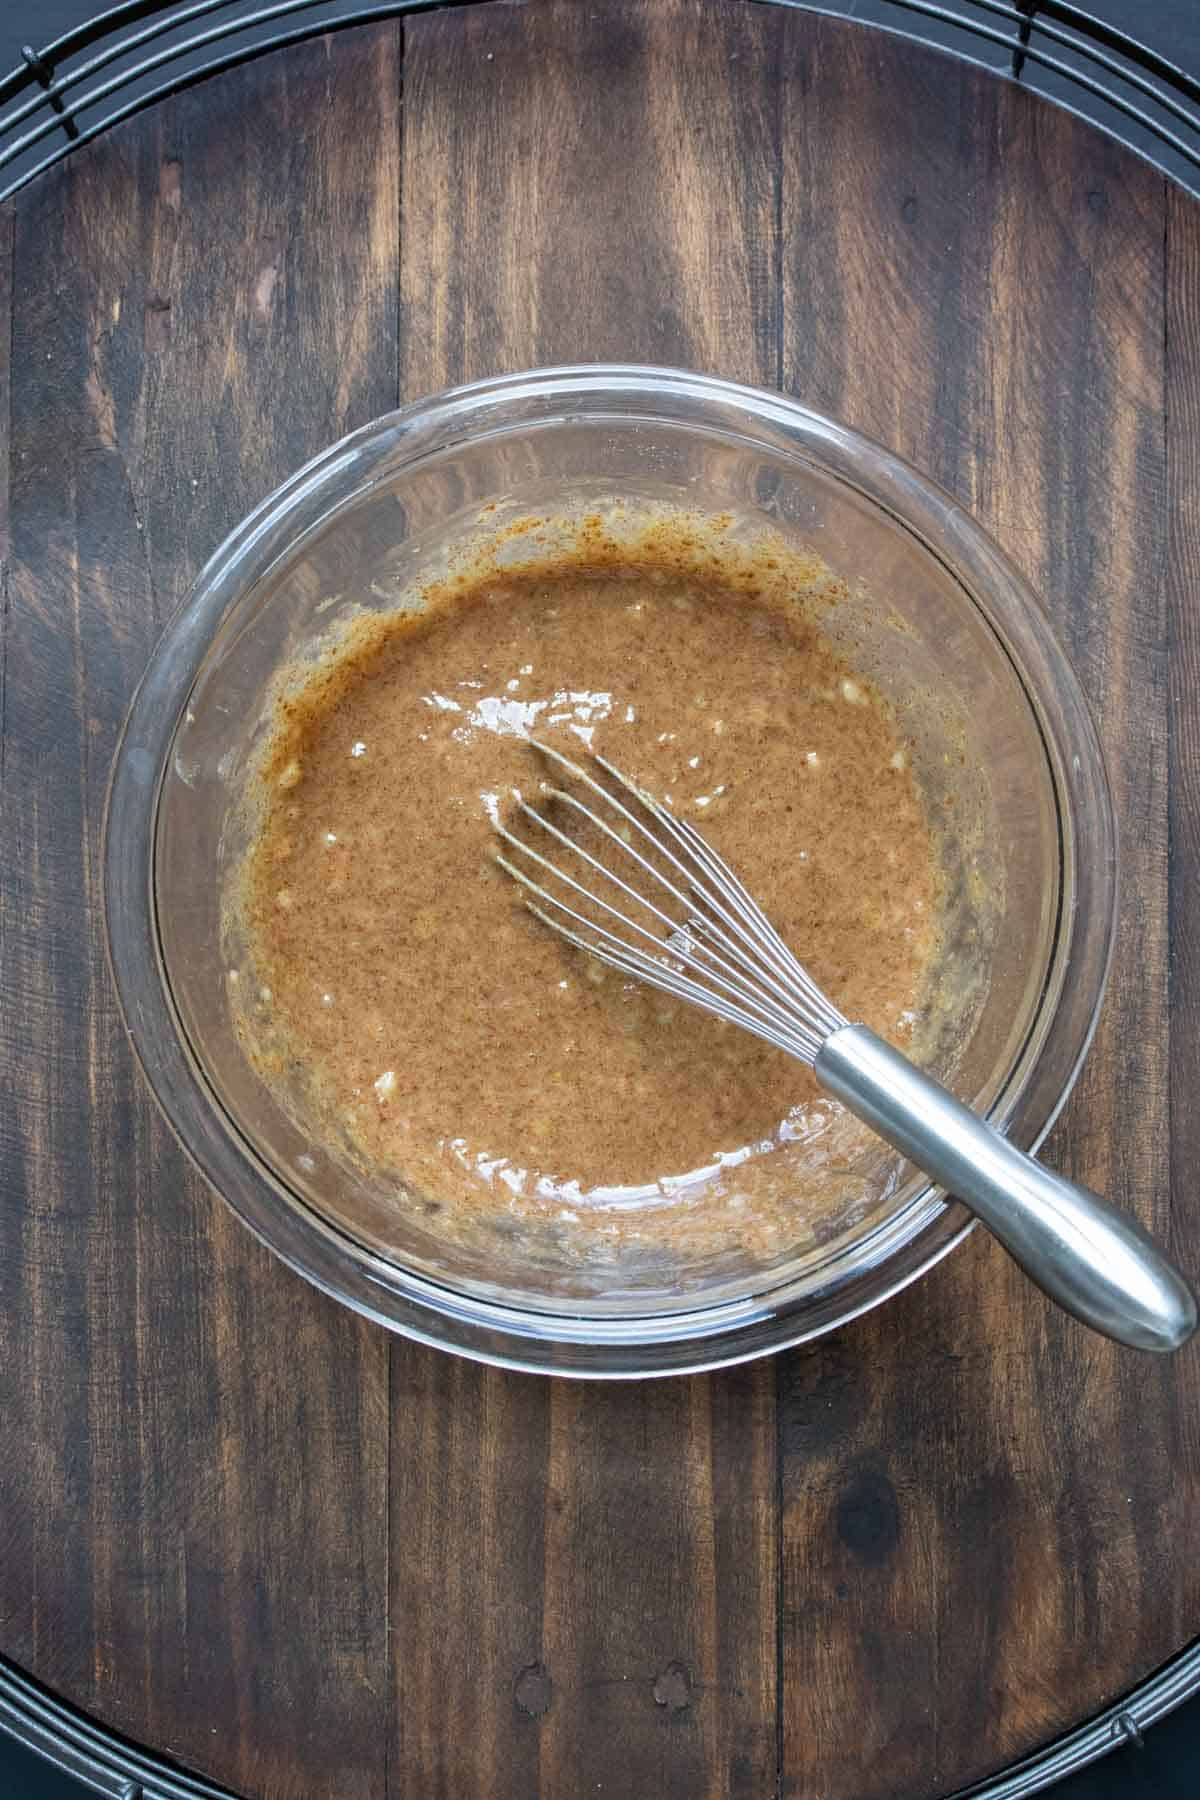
[103,366,1116,1376]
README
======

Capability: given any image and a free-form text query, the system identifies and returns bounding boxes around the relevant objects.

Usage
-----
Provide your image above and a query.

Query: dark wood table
[1,3,1198,1795]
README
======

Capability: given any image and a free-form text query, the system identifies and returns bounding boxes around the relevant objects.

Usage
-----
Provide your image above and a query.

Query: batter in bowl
[232,509,942,1268]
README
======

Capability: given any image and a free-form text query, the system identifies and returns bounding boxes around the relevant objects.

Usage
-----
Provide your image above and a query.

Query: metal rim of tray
[2,0,1200,201]
[1,0,1199,1795]
[2,1634,1198,1798]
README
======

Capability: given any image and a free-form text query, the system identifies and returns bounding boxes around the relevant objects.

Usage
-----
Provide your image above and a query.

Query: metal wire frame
[0,0,1199,201]
[2,1632,1200,1799]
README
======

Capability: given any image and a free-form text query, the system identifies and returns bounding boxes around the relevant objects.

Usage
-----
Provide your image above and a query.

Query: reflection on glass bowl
[104,366,1116,1377]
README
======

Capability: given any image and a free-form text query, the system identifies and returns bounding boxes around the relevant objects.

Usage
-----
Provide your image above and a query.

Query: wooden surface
[0,3,1198,1796]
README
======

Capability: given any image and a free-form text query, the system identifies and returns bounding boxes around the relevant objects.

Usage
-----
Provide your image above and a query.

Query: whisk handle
[814,1024,1197,1354]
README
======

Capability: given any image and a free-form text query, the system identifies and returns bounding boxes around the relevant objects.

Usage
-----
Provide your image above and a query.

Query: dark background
[1,2,1198,1796]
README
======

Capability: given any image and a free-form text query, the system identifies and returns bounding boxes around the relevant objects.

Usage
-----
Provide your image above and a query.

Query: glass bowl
[103,366,1116,1377]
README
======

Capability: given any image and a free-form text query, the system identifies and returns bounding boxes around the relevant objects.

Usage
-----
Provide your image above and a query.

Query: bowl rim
[103,362,1118,1377]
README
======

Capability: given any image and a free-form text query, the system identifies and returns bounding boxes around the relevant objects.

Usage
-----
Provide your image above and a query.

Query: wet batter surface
[235,513,940,1267]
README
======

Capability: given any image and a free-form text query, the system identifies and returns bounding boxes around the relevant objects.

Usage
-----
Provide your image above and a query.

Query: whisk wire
[514,785,825,1043]
[496,740,847,1060]
[590,749,843,1035]
[664,809,844,1035]
[523,894,824,1063]
[495,819,826,1060]
[533,741,820,1018]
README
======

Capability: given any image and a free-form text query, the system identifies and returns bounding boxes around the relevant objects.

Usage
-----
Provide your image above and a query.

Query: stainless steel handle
[814,1024,1197,1354]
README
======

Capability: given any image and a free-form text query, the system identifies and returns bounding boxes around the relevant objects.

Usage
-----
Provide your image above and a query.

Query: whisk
[496,740,1196,1354]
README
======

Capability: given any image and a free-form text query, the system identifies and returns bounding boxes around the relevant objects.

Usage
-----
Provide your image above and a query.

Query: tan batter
[235,511,940,1264]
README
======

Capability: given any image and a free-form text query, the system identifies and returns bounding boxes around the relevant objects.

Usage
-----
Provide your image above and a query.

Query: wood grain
[777,16,1192,1798]
[0,29,400,1798]
[401,0,780,384]
[0,5,1198,1798]
[393,7,778,1797]
[776,39,1007,1797]
[1166,185,1200,1542]
[923,71,1182,1792]
[973,71,1184,1757]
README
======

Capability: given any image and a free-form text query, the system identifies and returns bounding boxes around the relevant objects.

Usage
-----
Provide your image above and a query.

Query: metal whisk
[496,740,1196,1355]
